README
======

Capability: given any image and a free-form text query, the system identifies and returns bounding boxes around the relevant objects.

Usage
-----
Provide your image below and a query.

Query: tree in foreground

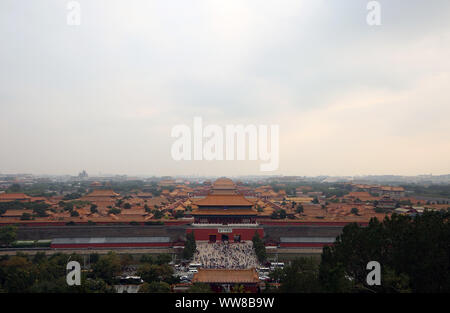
[187,283,212,293]
[277,257,323,293]
[92,252,121,284]
[319,211,450,293]
[139,281,171,293]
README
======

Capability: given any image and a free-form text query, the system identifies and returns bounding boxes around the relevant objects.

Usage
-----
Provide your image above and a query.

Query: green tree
[108,208,121,215]
[63,202,74,211]
[153,210,163,219]
[183,232,197,260]
[0,256,34,292]
[8,184,21,193]
[33,204,49,217]
[187,283,212,293]
[139,281,171,293]
[0,225,17,246]
[137,264,160,283]
[21,212,32,220]
[279,258,322,293]
[137,263,174,284]
[92,252,121,284]
[156,253,172,265]
[231,284,246,293]
[270,267,284,283]
[90,204,98,214]
[140,254,154,264]
[252,232,266,263]
[319,212,450,293]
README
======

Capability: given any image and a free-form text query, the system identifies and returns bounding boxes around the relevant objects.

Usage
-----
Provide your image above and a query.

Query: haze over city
[1,0,450,176]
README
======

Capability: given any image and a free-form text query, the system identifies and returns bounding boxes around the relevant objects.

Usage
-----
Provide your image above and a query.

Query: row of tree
[270,211,450,293]
[0,250,179,293]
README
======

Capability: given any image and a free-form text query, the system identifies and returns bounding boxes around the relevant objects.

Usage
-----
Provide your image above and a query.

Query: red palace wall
[279,242,333,248]
[187,228,264,242]
[258,220,369,227]
[0,220,192,227]
[50,242,172,249]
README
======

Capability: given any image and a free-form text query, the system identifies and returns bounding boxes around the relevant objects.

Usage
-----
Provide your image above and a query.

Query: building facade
[189,178,263,242]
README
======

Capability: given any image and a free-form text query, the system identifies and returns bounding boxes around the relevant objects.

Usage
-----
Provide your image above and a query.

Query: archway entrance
[209,235,216,243]
[221,234,229,242]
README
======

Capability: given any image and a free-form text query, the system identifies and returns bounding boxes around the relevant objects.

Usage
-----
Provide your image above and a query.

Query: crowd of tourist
[192,241,259,269]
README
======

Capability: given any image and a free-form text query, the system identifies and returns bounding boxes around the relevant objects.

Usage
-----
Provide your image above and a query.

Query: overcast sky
[1,0,449,177]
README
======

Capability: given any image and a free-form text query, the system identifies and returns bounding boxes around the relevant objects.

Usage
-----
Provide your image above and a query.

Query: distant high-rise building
[78,170,88,179]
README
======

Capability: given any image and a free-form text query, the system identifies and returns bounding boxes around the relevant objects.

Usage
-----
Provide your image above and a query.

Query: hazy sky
[1,0,449,176]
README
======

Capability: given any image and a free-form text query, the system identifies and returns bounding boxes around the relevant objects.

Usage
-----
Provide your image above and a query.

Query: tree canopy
[319,211,450,293]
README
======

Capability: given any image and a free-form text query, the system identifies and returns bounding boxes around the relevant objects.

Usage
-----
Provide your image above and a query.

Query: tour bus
[188,263,202,269]
[258,275,270,281]
[119,276,144,285]
[270,262,285,270]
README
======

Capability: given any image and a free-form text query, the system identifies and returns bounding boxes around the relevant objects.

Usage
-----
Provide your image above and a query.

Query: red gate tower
[188,178,263,242]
